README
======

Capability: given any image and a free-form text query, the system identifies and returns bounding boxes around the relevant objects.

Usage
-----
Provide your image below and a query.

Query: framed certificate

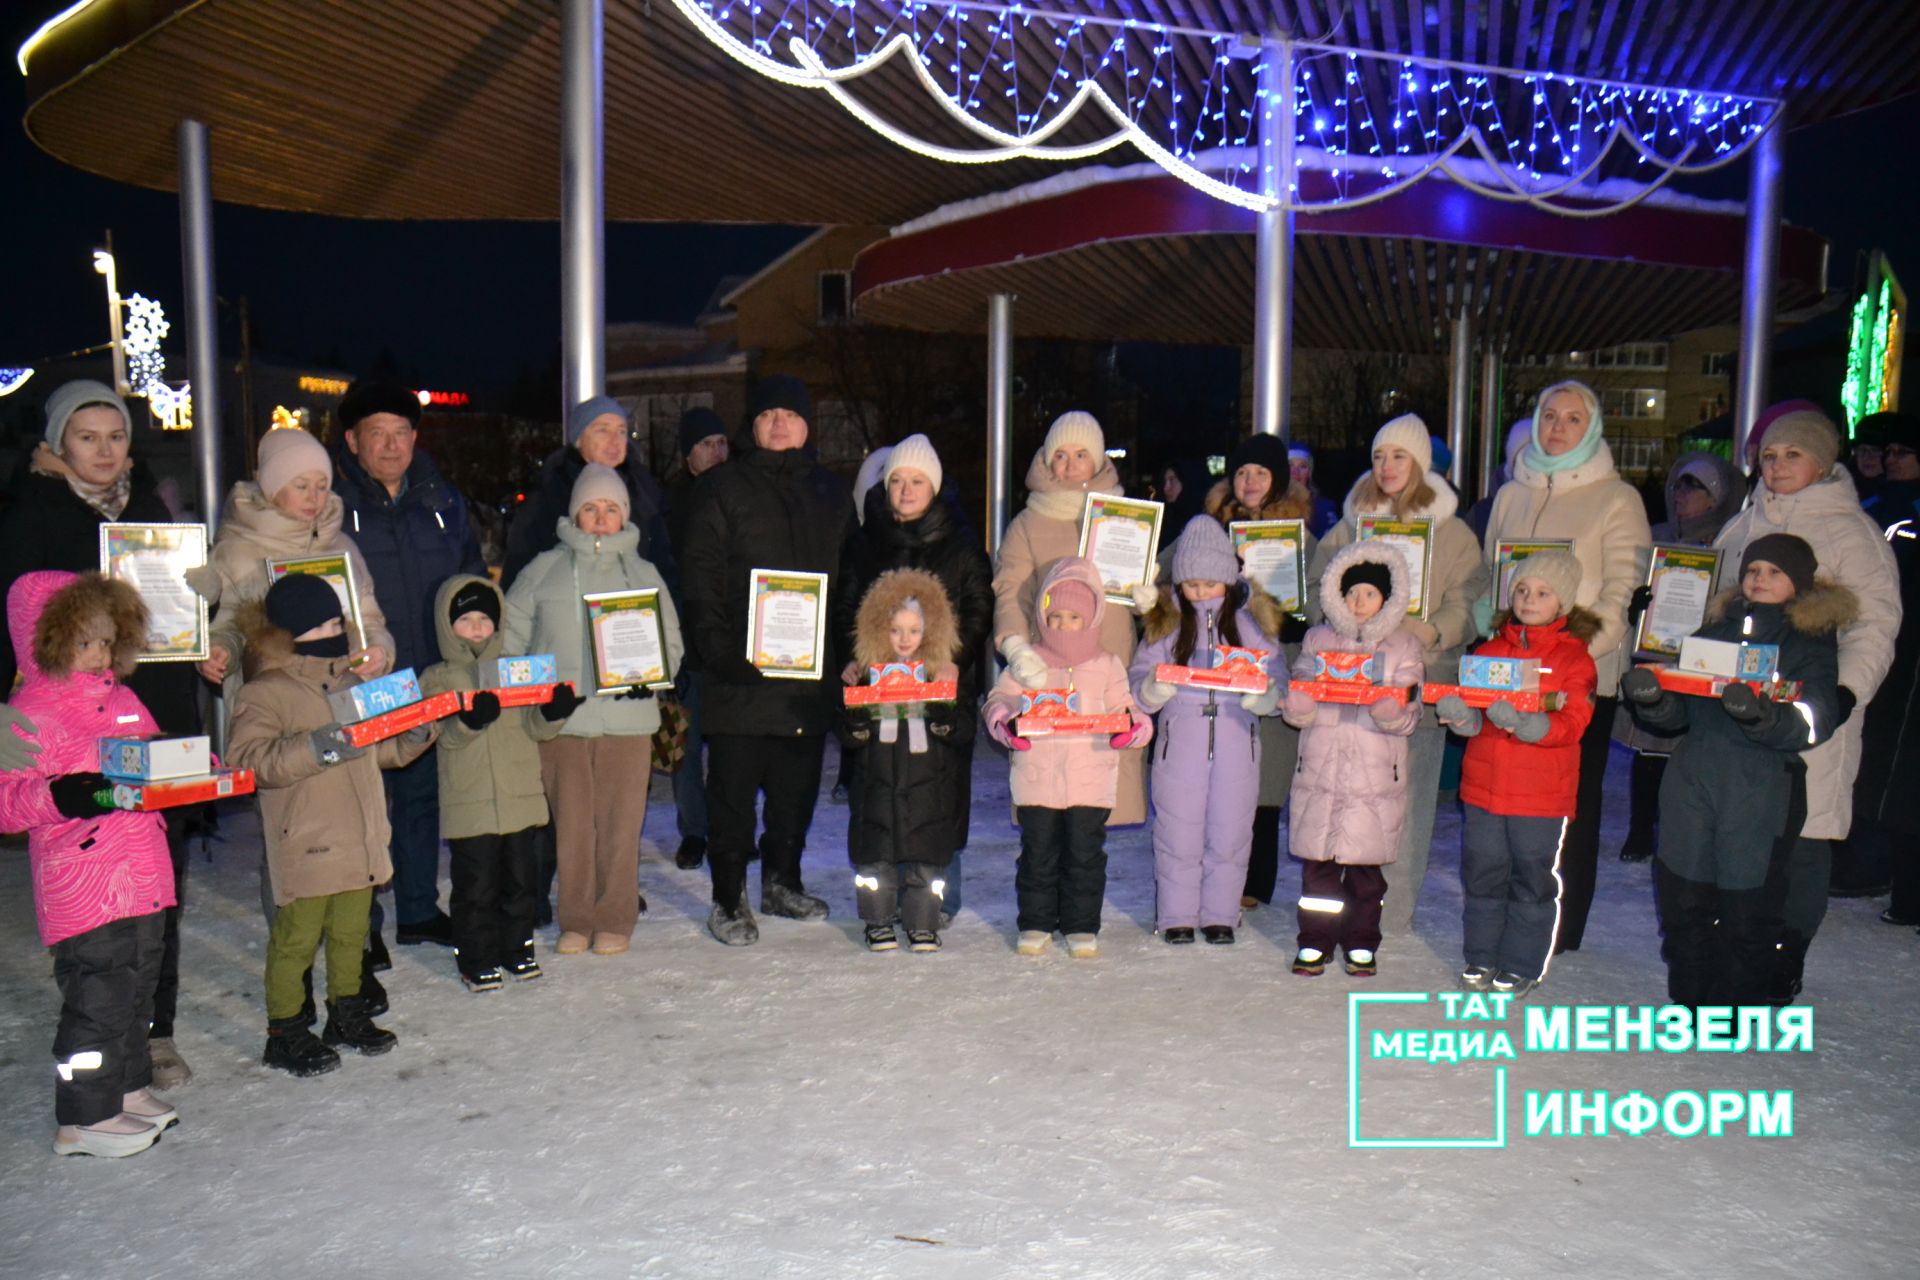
[584,589,673,694]
[1230,519,1306,613]
[1492,539,1574,612]
[99,522,210,662]
[746,569,828,680]
[1356,516,1435,617]
[1635,544,1724,661]
[264,552,365,645]
[1077,493,1164,606]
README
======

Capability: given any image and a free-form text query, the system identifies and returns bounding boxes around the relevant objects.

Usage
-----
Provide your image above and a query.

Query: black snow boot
[263,1016,341,1077]
[675,835,707,871]
[1768,933,1809,1006]
[322,996,398,1056]
[359,963,390,1018]
[299,967,316,1027]
[366,930,392,973]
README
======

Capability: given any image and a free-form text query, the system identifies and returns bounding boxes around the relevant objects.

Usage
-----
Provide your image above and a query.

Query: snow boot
[1162,927,1196,945]
[506,940,543,981]
[1016,930,1052,956]
[1343,947,1378,977]
[1459,965,1495,992]
[864,923,899,952]
[397,910,454,947]
[52,1114,160,1158]
[708,894,760,946]
[675,835,707,871]
[908,929,941,953]
[1201,925,1235,945]
[322,997,398,1056]
[1768,932,1809,1006]
[761,880,829,921]
[1065,932,1099,959]
[1291,948,1328,977]
[461,966,505,993]
[147,1037,192,1090]
[263,1016,341,1078]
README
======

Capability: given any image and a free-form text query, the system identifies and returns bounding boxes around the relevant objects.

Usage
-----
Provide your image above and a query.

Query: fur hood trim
[1340,470,1460,524]
[1142,584,1286,644]
[237,600,299,679]
[1703,580,1860,636]
[1202,477,1311,525]
[1318,540,1412,646]
[1491,604,1603,645]
[853,568,959,670]
[20,572,148,680]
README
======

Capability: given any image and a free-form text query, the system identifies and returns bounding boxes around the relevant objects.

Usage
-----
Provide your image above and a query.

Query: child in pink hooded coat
[0,571,179,1158]
[1281,542,1424,977]
[984,557,1151,959]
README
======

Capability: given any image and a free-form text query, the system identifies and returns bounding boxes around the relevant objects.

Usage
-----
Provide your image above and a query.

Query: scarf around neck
[33,442,132,520]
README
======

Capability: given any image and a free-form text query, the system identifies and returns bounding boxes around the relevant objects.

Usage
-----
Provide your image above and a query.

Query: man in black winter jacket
[681,376,855,945]
[332,379,486,950]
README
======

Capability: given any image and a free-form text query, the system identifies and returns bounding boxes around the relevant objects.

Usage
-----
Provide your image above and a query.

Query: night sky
[3,6,1916,402]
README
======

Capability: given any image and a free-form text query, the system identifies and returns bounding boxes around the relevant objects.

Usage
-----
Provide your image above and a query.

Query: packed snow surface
[2,747,1916,1278]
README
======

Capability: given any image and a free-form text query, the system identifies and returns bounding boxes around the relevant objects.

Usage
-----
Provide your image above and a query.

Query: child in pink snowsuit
[1130,516,1284,944]
[1282,541,1424,976]
[0,571,179,1158]
[983,557,1150,959]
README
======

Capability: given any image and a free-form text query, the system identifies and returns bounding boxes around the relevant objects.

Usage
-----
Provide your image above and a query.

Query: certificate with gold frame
[584,589,673,693]
[99,522,209,662]
[746,569,828,680]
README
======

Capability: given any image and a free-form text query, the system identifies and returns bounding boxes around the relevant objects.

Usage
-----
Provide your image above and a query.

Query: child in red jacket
[1436,552,1596,997]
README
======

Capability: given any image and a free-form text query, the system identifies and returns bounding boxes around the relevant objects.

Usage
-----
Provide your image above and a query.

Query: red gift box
[843,664,959,708]
[109,768,255,811]
[1154,662,1270,694]
[1646,665,1804,703]
[1289,679,1410,706]
[462,682,570,710]
[1421,683,1564,712]
[343,690,462,748]
[1015,712,1133,737]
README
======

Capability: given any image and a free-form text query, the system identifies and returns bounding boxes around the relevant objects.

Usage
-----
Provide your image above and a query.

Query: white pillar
[986,293,1014,553]
[561,0,606,417]
[1733,111,1785,472]
[1250,41,1295,438]
[1448,312,1472,493]
[177,119,222,532]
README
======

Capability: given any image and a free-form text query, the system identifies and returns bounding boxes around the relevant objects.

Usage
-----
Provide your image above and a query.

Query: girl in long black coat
[842,569,970,952]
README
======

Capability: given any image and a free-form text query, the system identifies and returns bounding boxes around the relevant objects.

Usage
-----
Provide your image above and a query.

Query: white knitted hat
[1043,410,1105,461]
[1373,414,1432,476]
[569,462,630,521]
[256,428,332,500]
[884,433,944,494]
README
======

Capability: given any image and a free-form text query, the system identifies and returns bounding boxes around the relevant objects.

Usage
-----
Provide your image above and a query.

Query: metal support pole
[560,0,606,418]
[1733,110,1785,472]
[177,119,222,533]
[1478,344,1502,502]
[1447,311,1472,494]
[1250,41,1295,438]
[986,293,1014,554]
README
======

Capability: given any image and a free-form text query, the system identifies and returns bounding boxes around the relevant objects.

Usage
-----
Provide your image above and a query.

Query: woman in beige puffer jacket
[1481,380,1651,954]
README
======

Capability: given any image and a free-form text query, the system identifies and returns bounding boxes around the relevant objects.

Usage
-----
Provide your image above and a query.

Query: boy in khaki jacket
[227,575,434,1078]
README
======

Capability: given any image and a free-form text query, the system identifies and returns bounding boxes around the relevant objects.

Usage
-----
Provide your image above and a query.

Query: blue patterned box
[497,654,558,687]
[326,667,422,724]
[99,735,211,781]
[1459,655,1540,692]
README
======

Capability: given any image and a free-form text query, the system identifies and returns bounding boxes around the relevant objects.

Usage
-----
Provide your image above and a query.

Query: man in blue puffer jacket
[332,379,486,952]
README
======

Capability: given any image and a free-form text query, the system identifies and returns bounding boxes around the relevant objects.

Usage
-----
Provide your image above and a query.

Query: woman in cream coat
[1481,381,1651,955]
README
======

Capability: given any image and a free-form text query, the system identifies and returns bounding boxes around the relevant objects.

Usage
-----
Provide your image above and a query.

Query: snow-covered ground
[2,744,1917,1278]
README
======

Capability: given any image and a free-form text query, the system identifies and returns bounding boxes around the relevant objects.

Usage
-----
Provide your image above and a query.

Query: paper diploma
[748,570,828,679]
[585,590,670,692]
[1231,520,1305,612]
[1078,494,1164,605]
[99,523,209,662]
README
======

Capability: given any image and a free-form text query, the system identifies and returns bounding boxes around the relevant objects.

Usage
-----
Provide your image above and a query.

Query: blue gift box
[326,668,423,724]
[1459,655,1540,692]
[497,654,558,687]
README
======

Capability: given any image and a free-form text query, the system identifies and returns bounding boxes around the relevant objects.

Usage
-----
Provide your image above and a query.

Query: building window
[1700,351,1734,377]
[818,271,851,324]
[1591,342,1668,370]
[1607,435,1665,474]
[1600,387,1666,420]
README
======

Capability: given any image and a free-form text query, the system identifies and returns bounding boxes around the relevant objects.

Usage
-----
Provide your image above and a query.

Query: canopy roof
[851,164,1829,354]
[18,1,1919,223]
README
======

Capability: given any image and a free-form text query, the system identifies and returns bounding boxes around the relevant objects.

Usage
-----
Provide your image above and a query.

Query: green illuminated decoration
[1841,253,1905,435]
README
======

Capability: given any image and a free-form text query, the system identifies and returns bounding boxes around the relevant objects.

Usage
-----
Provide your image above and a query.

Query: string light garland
[119,290,192,429]
[672,0,1780,215]
[0,368,33,397]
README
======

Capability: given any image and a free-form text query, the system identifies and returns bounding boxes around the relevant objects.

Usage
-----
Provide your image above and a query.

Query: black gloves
[50,772,114,818]
[1836,686,1857,727]
[615,684,655,701]
[1620,667,1665,706]
[540,683,585,722]
[1721,681,1780,730]
[457,690,501,730]
[1627,585,1653,627]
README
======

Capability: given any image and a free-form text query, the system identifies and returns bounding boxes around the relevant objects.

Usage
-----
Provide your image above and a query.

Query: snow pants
[1015,805,1109,936]
[1460,805,1567,982]
[706,733,827,909]
[1150,720,1258,931]
[1553,695,1617,953]
[1296,861,1387,954]
[51,911,163,1126]
[150,806,190,1039]
[265,888,372,1021]
[449,826,542,975]
[540,735,652,939]
[853,862,945,934]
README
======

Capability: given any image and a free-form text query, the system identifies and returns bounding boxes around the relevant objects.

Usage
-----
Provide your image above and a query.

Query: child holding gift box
[1280,542,1424,976]
[1130,516,1284,945]
[504,464,681,958]
[0,571,178,1157]
[983,557,1151,959]
[420,575,553,990]
[1435,551,1597,998]
[228,574,435,1078]
[1617,534,1851,1009]
[840,568,967,953]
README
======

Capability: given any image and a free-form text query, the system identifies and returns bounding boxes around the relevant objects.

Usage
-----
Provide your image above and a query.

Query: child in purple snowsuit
[1130,516,1284,944]
[1281,541,1424,976]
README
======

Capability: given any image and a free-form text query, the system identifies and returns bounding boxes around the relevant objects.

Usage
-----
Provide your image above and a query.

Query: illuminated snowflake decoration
[673,0,1781,215]
[146,379,192,431]
[122,292,171,394]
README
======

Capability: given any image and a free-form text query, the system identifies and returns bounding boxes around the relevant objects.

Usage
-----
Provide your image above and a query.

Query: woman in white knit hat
[991,411,1149,825]
[1713,405,1901,1001]
[1308,413,1490,934]
[1480,380,1651,956]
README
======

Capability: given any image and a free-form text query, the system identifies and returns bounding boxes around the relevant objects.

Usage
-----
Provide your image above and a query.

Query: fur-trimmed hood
[1341,470,1460,524]
[435,574,505,665]
[1141,583,1286,644]
[1203,476,1311,525]
[853,568,959,670]
[1317,540,1412,646]
[1491,604,1604,645]
[6,570,148,682]
[1703,579,1860,636]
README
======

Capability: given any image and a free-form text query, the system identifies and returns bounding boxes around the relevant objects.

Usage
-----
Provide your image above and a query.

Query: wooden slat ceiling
[852,230,1825,355]
[20,1,1920,223]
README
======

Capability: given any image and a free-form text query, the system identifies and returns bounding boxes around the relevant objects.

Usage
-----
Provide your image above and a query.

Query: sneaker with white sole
[53,1115,159,1158]
[1343,948,1378,977]
[1065,932,1099,959]
[908,930,941,953]
[864,923,899,952]
[1459,964,1496,992]
[1490,971,1539,998]
[1016,930,1052,956]
[1292,947,1329,976]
